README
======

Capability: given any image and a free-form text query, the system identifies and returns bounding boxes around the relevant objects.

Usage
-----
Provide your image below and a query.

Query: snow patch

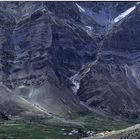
[70,73,80,94]
[70,58,99,94]
[75,3,85,13]
[86,26,93,31]
[85,26,93,36]
[114,6,136,23]
[17,85,26,89]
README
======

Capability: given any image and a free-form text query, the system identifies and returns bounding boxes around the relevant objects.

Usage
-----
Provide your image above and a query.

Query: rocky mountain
[77,2,140,119]
[0,1,139,119]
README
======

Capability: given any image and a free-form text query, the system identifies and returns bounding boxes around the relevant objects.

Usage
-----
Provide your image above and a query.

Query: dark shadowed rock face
[0,2,98,89]
[0,2,139,118]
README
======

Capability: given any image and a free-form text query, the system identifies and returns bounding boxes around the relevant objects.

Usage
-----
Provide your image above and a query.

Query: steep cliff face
[46,2,135,34]
[78,3,140,119]
[0,2,139,118]
[0,2,94,117]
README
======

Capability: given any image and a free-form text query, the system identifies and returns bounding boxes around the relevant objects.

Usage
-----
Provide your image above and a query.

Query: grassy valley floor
[0,113,139,139]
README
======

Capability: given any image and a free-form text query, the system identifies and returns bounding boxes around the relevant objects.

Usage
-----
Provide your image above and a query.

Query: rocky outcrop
[77,4,140,118]
[0,2,97,117]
